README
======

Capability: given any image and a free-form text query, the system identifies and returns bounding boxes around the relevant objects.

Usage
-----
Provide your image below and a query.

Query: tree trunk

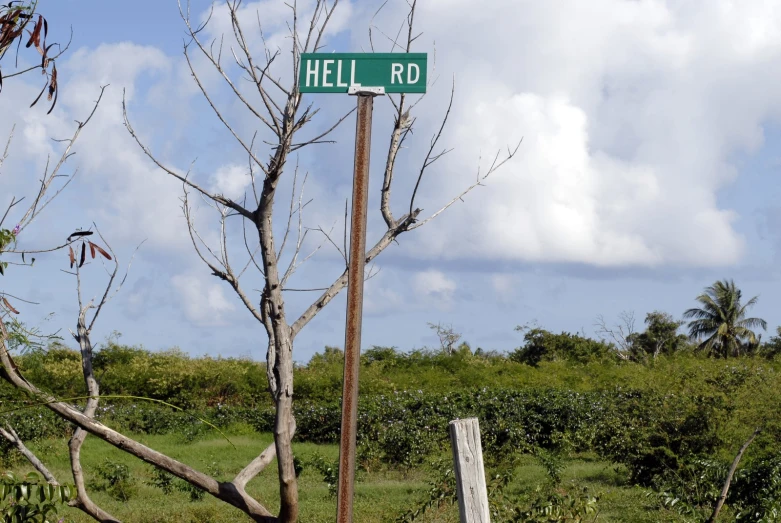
[257,156,299,521]
[707,428,760,523]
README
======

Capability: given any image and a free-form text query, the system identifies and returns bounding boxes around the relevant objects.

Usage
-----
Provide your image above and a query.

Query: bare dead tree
[0,11,80,495]
[1,225,147,522]
[594,310,635,360]
[427,322,461,355]
[64,229,131,522]
[114,1,516,521]
[0,87,129,520]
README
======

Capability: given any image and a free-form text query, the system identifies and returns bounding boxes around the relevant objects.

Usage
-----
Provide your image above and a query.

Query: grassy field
[5,424,694,523]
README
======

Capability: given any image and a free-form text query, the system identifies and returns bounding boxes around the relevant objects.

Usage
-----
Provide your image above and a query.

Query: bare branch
[234,419,295,490]
[0,424,59,484]
[0,124,15,176]
[123,92,254,220]
[239,216,264,278]
[707,428,761,523]
[183,183,266,326]
[290,211,420,338]
[409,138,522,230]
[310,224,346,266]
[288,106,355,152]
[85,227,143,334]
[367,0,390,52]
[0,320,275,521]
[380,103,413,228]
[182,48,273,172]
[277,162,303,261]
[311,1,339,53]
[178,2,281,134]
[182,188,227,272]
[14,85,108,236]
[408,78,456,219]
[226,1,284,133]
[69,263,119,522]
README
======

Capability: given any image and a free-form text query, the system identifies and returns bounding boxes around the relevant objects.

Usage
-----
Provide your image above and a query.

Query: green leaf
[23,472,39,483]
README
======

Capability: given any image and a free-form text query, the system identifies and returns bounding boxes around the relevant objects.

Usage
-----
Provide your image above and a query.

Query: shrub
[307,454,339,497]
[509,328,616,366]
[90,459,136,502]
[592,390,721,485]
[146,466,207,502]
[731,456,781,521]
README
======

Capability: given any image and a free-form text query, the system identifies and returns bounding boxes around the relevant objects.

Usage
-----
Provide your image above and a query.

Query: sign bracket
[348,86,385,96]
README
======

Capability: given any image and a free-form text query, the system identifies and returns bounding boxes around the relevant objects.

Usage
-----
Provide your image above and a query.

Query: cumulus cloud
[0,42,201,255]
[9,0,781,360]
[363,269,405,316]
[359,0,781,268]
[209,163,251,200]
[490,273,518,304]
[171,270,236,326]
[412,270,457,308]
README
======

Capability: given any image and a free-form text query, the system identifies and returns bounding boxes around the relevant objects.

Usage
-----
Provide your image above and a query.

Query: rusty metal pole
[336,92,376,523]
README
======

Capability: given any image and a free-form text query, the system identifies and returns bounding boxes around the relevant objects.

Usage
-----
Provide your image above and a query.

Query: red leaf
[89,241,96,259]
[24,14,41,50]
[68,245,75,268]
[2,297,19,314]
[92,243,112,261]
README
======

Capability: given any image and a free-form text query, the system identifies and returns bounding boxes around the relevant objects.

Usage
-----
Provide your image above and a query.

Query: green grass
[6,427,687,522]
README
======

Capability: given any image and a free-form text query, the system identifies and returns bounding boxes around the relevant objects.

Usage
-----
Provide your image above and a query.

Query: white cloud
[171,270,236,326]
[209,163,251,200]
[363,270,404,316]
[0,42,201,256]
[360,0,781,268]
[490,274,518,304]
[412,270,457,307]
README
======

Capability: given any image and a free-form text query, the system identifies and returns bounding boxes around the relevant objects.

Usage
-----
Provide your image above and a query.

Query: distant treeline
[3,327,781,409]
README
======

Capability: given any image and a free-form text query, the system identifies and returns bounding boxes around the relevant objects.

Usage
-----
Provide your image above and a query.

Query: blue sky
[3,0,781,362]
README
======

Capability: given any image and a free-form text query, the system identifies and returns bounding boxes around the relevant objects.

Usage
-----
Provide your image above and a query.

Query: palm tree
[683,279,767,357]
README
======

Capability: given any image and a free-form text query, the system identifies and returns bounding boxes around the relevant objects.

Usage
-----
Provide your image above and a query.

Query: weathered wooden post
[449,418,490,523]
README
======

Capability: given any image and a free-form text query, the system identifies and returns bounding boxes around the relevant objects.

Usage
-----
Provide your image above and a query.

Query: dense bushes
[591,390,723,485]
[1,385,741,488]
[9,338,781,407]
[509,329,616,366]
[6,342,270,409]
[4,340,781,515]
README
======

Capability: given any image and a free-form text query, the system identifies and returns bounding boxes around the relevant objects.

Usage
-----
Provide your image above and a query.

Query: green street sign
[298,53,427,94]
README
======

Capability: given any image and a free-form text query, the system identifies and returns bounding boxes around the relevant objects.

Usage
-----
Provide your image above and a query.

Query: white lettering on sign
[391,63,404,84]
[306,59,319,87]
[337,60,348,87]
[304,57,423,90]
[407,63,420,84]
[322,59,334,87]
[350,60,361,88]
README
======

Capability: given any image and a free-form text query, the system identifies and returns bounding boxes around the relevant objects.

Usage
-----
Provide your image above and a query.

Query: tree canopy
[684,279,767,358]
